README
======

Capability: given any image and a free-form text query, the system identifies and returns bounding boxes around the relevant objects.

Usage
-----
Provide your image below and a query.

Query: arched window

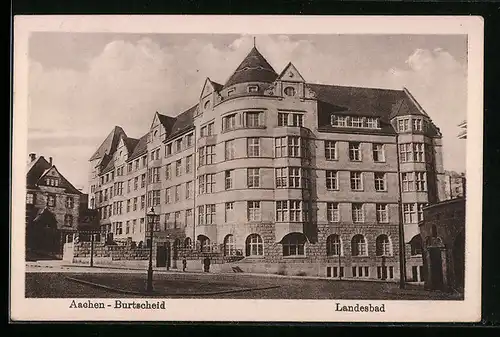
[184,237,192,249]
[375,234,392,256]
[198,235,210,252]
[409,235,423,256]
[431,225,438,237]
[326,234,342,256]
[224,234,236,256]
[282,233,307,257]
[284,86,296,96]
[245,234,263,256]
[351,234,367,256]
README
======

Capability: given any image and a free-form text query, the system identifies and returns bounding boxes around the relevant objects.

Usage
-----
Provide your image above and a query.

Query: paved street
[25,264,463,300]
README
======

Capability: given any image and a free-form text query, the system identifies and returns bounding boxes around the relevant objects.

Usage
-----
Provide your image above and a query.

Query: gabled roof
[27,157,82,194]
[27,156,51,187]
[224,47,278,88]
[123,137,139,155]
[165,104,198,141]
[157,113,177,133]
[127,133,149,162]
[89,126,126,161]
[101,159,115,174]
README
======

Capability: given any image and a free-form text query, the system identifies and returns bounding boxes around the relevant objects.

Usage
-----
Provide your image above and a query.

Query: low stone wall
[71,241,153,263]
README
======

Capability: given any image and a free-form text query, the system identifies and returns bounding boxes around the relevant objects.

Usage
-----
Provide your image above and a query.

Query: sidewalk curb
[65,276,280,297]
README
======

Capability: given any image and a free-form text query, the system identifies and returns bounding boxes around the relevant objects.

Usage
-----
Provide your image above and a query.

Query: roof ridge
[307,82,404,93]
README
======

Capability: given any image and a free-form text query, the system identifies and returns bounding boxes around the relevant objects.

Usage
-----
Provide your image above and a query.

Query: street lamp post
[146,207,158,293]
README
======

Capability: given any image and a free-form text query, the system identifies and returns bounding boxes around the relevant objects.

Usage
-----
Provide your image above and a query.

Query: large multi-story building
[88,46,446,280]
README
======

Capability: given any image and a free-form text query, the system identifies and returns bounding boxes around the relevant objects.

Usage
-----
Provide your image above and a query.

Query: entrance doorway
[156,243,171,268]
[429,247,444,290]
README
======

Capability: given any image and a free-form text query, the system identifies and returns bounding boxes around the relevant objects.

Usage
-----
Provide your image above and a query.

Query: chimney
[29,153,36,162]
[49,157,53,166]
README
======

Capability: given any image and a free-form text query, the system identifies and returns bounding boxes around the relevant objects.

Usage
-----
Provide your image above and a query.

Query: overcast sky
[27,33,467,191]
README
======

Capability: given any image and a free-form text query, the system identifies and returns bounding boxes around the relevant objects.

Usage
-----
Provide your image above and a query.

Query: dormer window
[284,86,296,96]
[350,117,363,128]
[248,85,259,93]
[398,118,411,132]
[365,117,379,129]
[331,115,347,127]
[45,178,59,187]
[227,88,235,96]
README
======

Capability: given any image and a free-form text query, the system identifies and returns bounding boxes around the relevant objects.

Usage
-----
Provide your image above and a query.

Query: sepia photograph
[11,15,483,322]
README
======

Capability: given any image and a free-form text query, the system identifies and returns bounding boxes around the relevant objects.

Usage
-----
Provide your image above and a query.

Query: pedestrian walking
[182,256,187,272]
[203,256,210,272]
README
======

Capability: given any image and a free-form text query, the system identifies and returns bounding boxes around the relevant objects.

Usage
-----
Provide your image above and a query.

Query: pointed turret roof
[89,126,127,161]
[224,47,278,88]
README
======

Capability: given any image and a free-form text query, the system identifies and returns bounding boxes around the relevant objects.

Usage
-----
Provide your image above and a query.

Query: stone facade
[88,45,445,280]
[419,197,465,292]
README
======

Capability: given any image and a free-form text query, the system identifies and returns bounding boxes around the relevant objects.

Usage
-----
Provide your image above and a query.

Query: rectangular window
[245,112,261,127]
[372,143,385,162]
[134,177,138,190]
[225,170,233,190]
[174,211,181,228]
[350,172,363,191]
[247,168,260,188]
[26,193,34,204]
[288,167,301,188]
[176,139,182,152]
[140,195,145,210]
[276,168,287,188]
[185,155,192,174]
[186,181,193,200]
[291,114,303,127]
[402,172,414,192]
[327,202,339,222]
[206,145,215,165]
[352,203,364,223]
[186,133,193,147]
[403,203,417,224]
[247,201,261,221]
[399,143,412,163]
[376,204,389,223]
[165,144,172,157]
[132,219,137,234]
[125,221,130,234]
[365,117,379,129]
[278,112,288,126]
[417,203,426,222]
[275,137,287,157]
[247,138,260,157]
[142,156,147,168]
[326,170,338,190]
[331,115,347,127]
[126,199,131,212]
[141,174,146,188]
[350,116,363,128]
[398,118,410,132]
[205,204,216,224]
[325,141,337,160]
[225,202,234,223]
[128,163,133,173]
[225,140,235,160]
[374,172,387,191]
[349,142,361,161]
[413,118,423,131]
[288,136,300,157]
[151,168,160,183]
[47,195,56,207]
[413,143,425,162]
[175,185,181,202]
[276,200,289,222]
[223,114,237,131]
[199,174,215,194]
[175,160,182,177]
[415,172,427,191]
[185,209,193,227]
[133,197,138,211]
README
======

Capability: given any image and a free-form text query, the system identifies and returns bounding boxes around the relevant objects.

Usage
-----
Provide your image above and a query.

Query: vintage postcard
[11,15,483,322]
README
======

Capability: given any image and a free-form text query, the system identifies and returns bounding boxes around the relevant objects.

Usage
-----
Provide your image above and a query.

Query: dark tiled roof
[127,133,149,162]
[89,126,126,161]
[123,137,139,155]
[224,47,278,88]
[212,81,223,92]
[165,104,197,141]
[101,159,115,174]
[157,113,177,133]
[26,156,51,188]
[27,156,82,194]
